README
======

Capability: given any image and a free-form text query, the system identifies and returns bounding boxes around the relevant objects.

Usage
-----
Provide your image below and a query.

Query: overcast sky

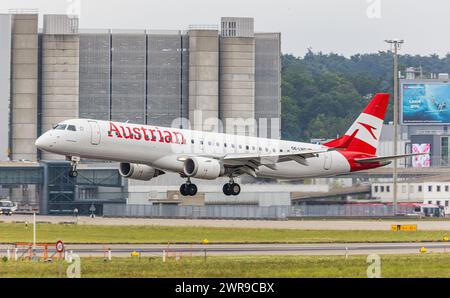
[1,0,449,57]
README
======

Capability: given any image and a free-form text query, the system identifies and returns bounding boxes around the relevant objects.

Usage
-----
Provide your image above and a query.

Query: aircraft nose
[35,134,50,150]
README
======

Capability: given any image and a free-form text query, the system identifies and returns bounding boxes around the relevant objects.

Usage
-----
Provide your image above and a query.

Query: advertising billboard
[411,143,431,168]
[402,83,450,124]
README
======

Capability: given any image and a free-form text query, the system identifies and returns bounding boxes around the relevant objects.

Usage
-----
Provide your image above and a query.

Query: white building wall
[372,182,450,212]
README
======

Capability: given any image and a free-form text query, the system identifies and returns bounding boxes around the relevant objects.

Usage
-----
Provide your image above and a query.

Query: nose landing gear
[180,178,198,196]
[67,156,80,178]
[223,178,241,196]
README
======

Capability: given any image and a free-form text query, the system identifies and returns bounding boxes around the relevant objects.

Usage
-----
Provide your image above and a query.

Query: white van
[0,200,18,216]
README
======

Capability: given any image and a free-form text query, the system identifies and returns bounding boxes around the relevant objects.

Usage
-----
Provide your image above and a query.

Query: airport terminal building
[0,12,286,214]
[0,13,281,162]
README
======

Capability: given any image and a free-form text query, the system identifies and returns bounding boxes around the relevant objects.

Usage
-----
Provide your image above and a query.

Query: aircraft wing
[220,148,333,176]
[223,148,330,164]
[354,153,426,164]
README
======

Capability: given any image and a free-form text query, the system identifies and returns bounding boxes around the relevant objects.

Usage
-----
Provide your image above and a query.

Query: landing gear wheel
[180,184,188,196]
[223,183,232,196]
[187,184,198,196]
[68,170,78,178]
[68,156,80,178]
[180,183,198,196]
[230,183,241,196]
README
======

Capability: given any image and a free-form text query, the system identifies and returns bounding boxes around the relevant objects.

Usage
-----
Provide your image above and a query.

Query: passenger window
[67,125,76,131]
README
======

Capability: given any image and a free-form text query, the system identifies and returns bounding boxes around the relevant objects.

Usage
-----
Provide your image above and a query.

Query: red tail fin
[324,93,390,155]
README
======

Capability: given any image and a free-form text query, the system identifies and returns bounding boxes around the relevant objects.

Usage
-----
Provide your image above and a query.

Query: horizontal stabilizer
[354,153,425,164]
[325,129,359,150]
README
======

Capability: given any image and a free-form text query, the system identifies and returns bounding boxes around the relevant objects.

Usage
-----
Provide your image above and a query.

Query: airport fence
[103,204,290,219]
[103,203,412,219]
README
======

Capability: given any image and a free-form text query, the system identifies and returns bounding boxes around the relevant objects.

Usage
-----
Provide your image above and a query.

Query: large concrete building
[0,14,11,161]
[220,17,256,136]
[41,15,80,160]
[0,14,281,162]
[188,28,219,132]
[10,14,39,162]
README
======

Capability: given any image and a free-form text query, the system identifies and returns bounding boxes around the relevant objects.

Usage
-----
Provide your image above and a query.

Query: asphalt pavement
[1,242,448,257]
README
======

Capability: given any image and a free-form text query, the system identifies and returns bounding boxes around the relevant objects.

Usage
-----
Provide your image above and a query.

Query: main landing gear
[67,156,80,178]
[180,178,198,196]
[223,178,241,196]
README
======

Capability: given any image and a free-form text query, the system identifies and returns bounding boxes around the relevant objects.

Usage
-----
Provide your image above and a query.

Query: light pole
[385,39,404,215]
[32,212,37,260]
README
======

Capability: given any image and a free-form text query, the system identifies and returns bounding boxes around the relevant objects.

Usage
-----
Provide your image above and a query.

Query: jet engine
[183,157,224,180]
[119,163,164,181]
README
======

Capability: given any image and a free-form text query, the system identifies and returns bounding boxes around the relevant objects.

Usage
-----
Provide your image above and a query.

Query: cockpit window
[54,124,67,130]
[67,125,76,131]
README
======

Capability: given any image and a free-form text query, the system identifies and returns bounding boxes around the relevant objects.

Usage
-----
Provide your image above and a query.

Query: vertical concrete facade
[255,33,281,139]
[188,30,219,132]
[40,17,80,160]
[219,36,255,136]
[10,14,38,161]
[0,14,11,161]
[181,34,190,125]
[147,32,183,127]
[111,32,146,124]
[79,31,111,121]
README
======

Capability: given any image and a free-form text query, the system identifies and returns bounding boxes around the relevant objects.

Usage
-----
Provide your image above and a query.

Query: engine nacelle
[119,163,164,181]
[183,157,224,180]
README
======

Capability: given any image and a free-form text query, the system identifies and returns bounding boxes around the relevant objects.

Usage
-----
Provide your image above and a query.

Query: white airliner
[35,93,417,196]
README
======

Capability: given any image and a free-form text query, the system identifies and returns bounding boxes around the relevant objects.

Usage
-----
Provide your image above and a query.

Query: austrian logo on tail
[357,122,378,140]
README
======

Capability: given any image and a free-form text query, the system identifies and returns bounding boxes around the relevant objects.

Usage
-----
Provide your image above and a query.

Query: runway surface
[3,214,450,230]
[1,242,450,257]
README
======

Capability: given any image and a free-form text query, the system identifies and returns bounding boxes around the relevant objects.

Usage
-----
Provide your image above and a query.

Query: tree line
[281,50,450,141]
